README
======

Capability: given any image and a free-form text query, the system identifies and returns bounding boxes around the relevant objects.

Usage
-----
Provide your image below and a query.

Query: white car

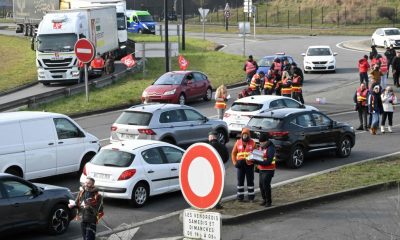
[223,95,318,137]
[302,46,337,73]
[371,28,400,48]
[80,140,184,207]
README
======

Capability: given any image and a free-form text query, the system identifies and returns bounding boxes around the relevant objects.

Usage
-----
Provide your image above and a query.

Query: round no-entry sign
[74,38,96,63]
[179,143,225,210]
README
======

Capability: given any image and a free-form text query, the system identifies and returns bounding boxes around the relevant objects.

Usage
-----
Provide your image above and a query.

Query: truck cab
[126,10,156,34]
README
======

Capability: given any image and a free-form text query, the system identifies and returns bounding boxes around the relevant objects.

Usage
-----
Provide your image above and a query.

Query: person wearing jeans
[381,86,397,133]
[368,85,384,135]
[358,55,370,86]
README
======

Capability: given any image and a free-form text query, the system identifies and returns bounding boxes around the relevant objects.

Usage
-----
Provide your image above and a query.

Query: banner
[121,54,136,68]
[178,55,189,70]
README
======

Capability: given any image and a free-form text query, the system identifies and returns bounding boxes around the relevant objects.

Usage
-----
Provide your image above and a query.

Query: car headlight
[329,60,335,64]
[142,91,148,97]
[163,89,176,95]
[305,61,311,64]
[142,23,149,30]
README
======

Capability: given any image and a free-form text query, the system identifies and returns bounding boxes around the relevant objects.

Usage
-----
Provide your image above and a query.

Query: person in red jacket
[358,55,370,86]
[90,53,105,77]
[243,55,258,85]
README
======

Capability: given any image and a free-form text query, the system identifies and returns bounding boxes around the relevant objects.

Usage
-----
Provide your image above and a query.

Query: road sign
[198,8,210,19]
[74,38,95,64]
[183,209,221,240]
[238,22,251,35]
[243,0,252,13]
[179,143,225,210]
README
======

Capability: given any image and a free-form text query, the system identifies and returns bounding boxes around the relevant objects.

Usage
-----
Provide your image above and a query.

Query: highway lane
[14,34,399,239]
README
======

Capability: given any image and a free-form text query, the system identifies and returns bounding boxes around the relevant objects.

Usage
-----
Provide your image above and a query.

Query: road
[11,33,400,239]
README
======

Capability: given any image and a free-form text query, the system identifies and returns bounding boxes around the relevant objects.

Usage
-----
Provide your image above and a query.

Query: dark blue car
[257,54,296,74]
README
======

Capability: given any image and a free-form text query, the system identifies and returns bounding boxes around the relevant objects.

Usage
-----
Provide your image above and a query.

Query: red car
[141,71,213,105]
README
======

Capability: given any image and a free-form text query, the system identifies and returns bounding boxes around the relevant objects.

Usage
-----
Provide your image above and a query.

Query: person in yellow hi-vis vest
[215,85,228,120]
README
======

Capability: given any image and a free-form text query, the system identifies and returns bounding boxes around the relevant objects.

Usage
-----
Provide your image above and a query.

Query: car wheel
[130,182,149,208]
[47,204,70,235]
[178,94,186,105]
[216,129,227,145]
[336,136,352,158]
[42,82,50,86]
[5,167,22,178]
[204,87,212,101]
[162,137,176,145]
[287,145,305,169]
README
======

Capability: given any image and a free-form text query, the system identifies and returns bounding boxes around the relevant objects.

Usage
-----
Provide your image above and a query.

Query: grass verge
[0,35,36,93]
[27,35,244,115]
[219,155,400,216]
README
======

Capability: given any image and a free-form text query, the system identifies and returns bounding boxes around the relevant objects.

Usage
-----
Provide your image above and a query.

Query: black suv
[247,108,355,168]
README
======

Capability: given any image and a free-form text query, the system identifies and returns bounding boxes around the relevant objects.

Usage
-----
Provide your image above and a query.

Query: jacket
[392,56,400,71]
[280,78,292,95]
[353,87,369,107]
[368,92,384,114]
[381,92,397,112]
[75,187,103,224]
[209,139,229,164]
[379,57,388,73]
[91,58,105,69]
[231,128,255,166]
[244,60,258,75]
[257,142,276,171]
[358,59,370,73]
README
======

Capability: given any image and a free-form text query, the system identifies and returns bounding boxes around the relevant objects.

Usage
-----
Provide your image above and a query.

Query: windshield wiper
[103,163,120,167]
[128,122,138,125]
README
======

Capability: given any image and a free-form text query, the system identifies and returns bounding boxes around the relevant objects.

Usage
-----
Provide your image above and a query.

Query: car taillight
[223,113,231,118]
[83,165,87,176]
[138,129,156,135]
[118,169,136,181]
[111,126,118,131]
[270,131,289,137]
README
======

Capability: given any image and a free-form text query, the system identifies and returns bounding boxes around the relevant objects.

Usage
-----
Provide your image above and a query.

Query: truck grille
[42,58,73,68]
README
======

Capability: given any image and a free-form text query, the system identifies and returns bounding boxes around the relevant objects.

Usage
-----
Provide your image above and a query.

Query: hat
[208,130,218,136]
[373,85,380,90]
[259,132,269,142]
[241,128,250,136]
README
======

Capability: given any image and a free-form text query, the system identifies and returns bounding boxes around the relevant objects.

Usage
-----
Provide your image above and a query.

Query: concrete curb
[222,180,400,225]
[0,81,38,97]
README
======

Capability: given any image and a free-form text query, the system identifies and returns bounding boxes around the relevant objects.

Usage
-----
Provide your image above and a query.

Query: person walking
[69,177,103,240]
[392,51,400,87]
[214,85,228,120]
[280,71,292,97]
[381,86,397,133]
[385,46,395,77]
[244,55,258,85]
[369,65,382,88]
[368,85,384,135]
[353,83,369,131]
[270,58,282,75]
[231,128,256,202]
[282,59,291,72]
[273,70,282,96]
[208,131,229,209]
[358,55,370,86]
[255,133,275,207]
[370,45,378,59]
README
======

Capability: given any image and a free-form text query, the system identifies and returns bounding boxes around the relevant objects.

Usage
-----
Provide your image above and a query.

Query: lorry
[126,10,156,34]
[13,0,70,36]
[32,6,119,85]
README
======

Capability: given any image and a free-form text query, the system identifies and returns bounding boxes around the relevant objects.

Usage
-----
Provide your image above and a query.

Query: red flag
[178,55,189,70]
[121,54,136,68]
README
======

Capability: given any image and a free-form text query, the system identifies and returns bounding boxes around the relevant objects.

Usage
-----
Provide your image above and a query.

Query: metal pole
[243,29,246,57]
[247,0,250,22]
[160,24,163,42]
[168,42,172,72]
[298,6,301,24]
[253,13,256,38]
[84,63,89,102]
[181,0,185,50]
[265,7,267,27]
[143,43,146,79]
[310,8,313,30]
[177,24,180,51]
[321,7,324,24]
[164,0,169,72]
[202,9,205,40]
[287,10,289,28]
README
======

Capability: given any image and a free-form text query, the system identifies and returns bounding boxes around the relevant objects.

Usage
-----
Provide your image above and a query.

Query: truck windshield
[37,33,77,52]
[138,15,154,22]
[117,13,126,30]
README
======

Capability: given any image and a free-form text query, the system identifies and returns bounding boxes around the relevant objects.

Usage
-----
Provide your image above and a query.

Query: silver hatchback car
[110,103,229,145]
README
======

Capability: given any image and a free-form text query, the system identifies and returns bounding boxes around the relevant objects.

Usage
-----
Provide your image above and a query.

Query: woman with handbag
[381,86,397,133]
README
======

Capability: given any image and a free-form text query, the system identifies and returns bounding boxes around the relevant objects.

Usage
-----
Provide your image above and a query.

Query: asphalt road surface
[11,33,400,239]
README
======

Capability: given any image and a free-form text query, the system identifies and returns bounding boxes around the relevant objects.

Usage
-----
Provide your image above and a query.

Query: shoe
[260,201,267,206]
[215,203,223,209]
[356,126,363,130]
[265,203,272,207]
[373,128,377,135]
[388,126,393,133]
[381,126,385,133]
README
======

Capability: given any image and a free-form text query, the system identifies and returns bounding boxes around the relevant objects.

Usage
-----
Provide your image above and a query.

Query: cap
[259,132,269,142]
[373,85,380,90]
[208,130,218,136]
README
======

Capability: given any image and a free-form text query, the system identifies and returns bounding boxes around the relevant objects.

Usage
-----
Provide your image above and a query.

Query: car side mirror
[203,116,208,122]
[330,121,337,128]
[33,186,42,197]
[300,104,306,109]
[301,53,306,56]
[333,52,338,56]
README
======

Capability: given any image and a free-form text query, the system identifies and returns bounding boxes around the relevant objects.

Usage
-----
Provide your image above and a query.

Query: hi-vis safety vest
[250,75,262,90]
[281,78,292,95]
[291,76,302,93]
[273,62,282,73]
[91,58,105,69]
[380,57,388,73]
[263,77,275,89]
[236,139,255,165]
[215,94,227,109]
[245,61,257,74]
[356,88,368,106]
[257,147,276,171]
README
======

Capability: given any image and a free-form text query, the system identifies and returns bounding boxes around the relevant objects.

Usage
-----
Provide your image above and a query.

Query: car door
[20,118,57,179]
[312,112,339,148]
[183,73,196,100]
[53,118,85,174]
[291,113,322,150]
[3,179,43,229]
[282,98,303,109]
[182,109,212,143]
[159,109,190,145]
[269,99,286,109]
[0,183,12,232]
[193,72,208,98]
[377,29,384,46]
[159,146,184,191]
[141,147,171,195]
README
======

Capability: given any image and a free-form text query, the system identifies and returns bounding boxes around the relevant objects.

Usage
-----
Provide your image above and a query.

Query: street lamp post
[181,0,185,50]
[164,0,169,72]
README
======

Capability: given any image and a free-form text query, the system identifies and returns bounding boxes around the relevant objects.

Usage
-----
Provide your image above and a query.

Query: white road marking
[106,227,139,240]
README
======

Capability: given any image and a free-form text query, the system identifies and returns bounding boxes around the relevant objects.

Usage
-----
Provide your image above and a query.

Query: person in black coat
[208,131,229,209]
[392,51,400,87]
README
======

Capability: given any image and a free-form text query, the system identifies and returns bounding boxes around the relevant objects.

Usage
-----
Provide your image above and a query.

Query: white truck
[69,0,128,54]
[32,6,119,85]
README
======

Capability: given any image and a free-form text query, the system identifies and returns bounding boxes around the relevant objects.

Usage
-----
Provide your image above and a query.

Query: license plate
[120,133,136,140]
[231,124,244,129]
[93,172,111,180]
[315,64,325,67]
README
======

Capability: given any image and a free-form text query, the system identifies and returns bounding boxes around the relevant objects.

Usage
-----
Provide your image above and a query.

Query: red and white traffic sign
[179,143,225,210]
[74,38,96,64]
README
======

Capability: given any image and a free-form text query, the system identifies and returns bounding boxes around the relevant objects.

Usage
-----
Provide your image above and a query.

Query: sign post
[239,22,250,57]
[179,143,225,239]
[74,38,95,102]
[224,3,231,31]
[198,8,210,40]
[252,6,256,38]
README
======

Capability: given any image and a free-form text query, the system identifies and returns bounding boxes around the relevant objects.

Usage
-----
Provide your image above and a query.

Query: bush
[377,7,395,21]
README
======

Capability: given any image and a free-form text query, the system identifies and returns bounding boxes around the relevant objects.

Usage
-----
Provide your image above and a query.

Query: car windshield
[115,111,152,126]
[91,149,135,167]
[231,102,263,112]
[384,29,400,35]
[258,57,275,66]
[154,73,185,85]
[117,13,126,30]
[138,14,154,22]
[37,33,77,52]
[307,48,332,56]
[248,117,282,130]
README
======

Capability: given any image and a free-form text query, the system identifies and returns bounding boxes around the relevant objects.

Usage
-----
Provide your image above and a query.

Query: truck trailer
[32,6,119,85]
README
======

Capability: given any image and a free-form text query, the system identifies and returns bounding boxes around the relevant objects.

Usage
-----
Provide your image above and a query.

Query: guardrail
[0,59,143,112]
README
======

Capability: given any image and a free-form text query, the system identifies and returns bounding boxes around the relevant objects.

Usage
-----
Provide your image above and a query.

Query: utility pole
[181,0,185,50]
[164,0,169,72]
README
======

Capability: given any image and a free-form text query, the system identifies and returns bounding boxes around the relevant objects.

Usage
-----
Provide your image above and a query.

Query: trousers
[81,222,96,240]
[259,170,274,204]
[236,160,255,200]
